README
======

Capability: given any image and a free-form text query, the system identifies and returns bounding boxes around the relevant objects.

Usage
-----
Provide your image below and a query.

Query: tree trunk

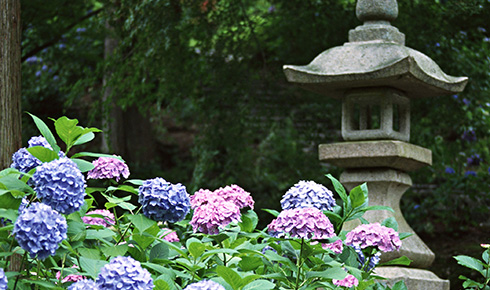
[0,0,22,170]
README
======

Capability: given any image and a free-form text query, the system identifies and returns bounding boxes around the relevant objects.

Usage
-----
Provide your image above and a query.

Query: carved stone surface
[319,140,432,172]
[375,267,450,290]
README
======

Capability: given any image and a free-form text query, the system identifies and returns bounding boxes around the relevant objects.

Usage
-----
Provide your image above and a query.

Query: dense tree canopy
[19,0,490,236]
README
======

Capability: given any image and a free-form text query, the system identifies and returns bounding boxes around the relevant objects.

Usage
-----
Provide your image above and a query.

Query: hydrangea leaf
[73,131,95,146]
[305,267,348,280]
[239,210,258,233]
[381,217,399,231]
[0,191,22,210]
[0,175,34,195]
[378,256,412,267]
[325,174,348,204]
[128,214,157,233]
[27,113,60,153]
[238,256,263,272]
[454,255,486,276]
[188,241,205,259]
[67,220,87,242]
[71,158,95,173]
[154,279,171,290]
[54,116,101,151]
[0,209,18,224]
[349,183,368,209]
[26,146,58,163]
[149,242,169,262]
[391,280,408,290]
[71,152,124,160]
[241,279,275,290]
[102,244,129,258]
[79,257,107,280]
[216,265,243,290]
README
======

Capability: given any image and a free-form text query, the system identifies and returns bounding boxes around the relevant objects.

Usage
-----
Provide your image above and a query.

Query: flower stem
[295,238,305,290]
[13,252,27,290]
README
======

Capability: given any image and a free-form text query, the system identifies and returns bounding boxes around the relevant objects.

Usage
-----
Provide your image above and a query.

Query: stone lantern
[283,0,468,289]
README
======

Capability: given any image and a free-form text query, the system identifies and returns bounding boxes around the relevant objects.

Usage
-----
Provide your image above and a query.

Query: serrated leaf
[242,279,275,290]
[78,248,101,260]
[54,116,101,150]
[238,256,263,271]
[391,280,408,290]
[349,183,367,209]
[154,279,171,290]
[67,220,87,242]
[306,267,348,280]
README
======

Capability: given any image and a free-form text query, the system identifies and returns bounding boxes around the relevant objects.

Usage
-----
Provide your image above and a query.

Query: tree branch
[21,7,104,62]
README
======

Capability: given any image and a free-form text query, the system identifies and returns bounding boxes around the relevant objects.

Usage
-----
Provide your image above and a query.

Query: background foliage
[17,0,490,287]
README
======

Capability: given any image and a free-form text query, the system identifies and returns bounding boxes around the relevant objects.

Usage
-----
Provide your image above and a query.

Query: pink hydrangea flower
[345,223,402,252]
[82,209,115,227]
[322,239,343,254]
[190,195,241,235]
[267,207,335,239]
[56,265,85,283]
[87,156,129,182]
[161,228,179,242]
[333,274,359,287]
[214,184,254,209]
[190,188,215,209]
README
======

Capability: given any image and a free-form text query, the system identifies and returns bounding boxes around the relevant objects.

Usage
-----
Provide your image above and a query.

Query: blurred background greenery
[18,0,490,287]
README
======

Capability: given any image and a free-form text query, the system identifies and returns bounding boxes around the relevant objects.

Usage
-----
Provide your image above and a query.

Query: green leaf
[378,256,412,267]
[306,267,348,280]
[381,217,399,231]
[391,280,408,290]
[0,175,34,196]
[107,185,138,195]
[216,265,243,290]
[22,280,60,289]
[78,248,101,260]
[242,279,275,290]
[349,183,368,209]
[326,174,348,203]
[188,241,206,259]
[454,255,485,276]
[150,242,169,262]
[54,116,101,150]
[27,112,60,153]
[262,208,280,217]
[483,249,490,264]
[133,233,156,249]
[238,256,263,271]
[86,228,115,240]
[79,256,108,279]
[71,158,95,172]
[154,279,171,290]
[128,214,157,233]
[26,146,58,163]
[102,244,129,257]
[0,191,22,210]
[0,209,18,223]
[71,152,124,160]
[73,132,95,145]
[362,205,394,213]
[239,210,258,233]
[399,232,413,240]
[67,220,87,242]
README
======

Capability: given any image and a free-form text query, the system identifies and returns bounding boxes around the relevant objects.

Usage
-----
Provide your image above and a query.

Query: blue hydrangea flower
[444,167,455,174]
[13,202,67,260]
[138,178,191,223]
[0,268,7,290]
[184,280,226,290]
[32,158,86,215]
[97,256,153,290]
[353,245,381,271]
[10,148,42,174]
[280,180,336,211]
[68,279,98,290]
[28,136,52,149]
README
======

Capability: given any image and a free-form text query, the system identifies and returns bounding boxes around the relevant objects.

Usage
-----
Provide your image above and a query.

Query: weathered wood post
[283,0,468,288]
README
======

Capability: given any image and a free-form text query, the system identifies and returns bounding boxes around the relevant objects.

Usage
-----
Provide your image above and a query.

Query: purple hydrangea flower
[13,202,67,259]
[345,223,401,252]
[190,195,242,235]
[32,158,86,215]
[214,184,254,209]
[82,210,115,227]
[467,154,481,166]
[465,170,477,177]
[161,228,179,242]
[97,256,153,290]
[68,279,98,290]
[322,239,343,254]
[268,207,335,239]
[333,274,359,288]
[280,180,336,211]
[462,130,477,142]
[0,268,7,290]
[190,188,214,209]
[138,178,191,223]
[87,156,130,182]
[183,280,226,290]
[57,265,85,283]
[10,148,42,174]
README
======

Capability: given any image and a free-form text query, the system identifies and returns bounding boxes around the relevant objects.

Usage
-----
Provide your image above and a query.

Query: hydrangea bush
[0,115,412,290]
